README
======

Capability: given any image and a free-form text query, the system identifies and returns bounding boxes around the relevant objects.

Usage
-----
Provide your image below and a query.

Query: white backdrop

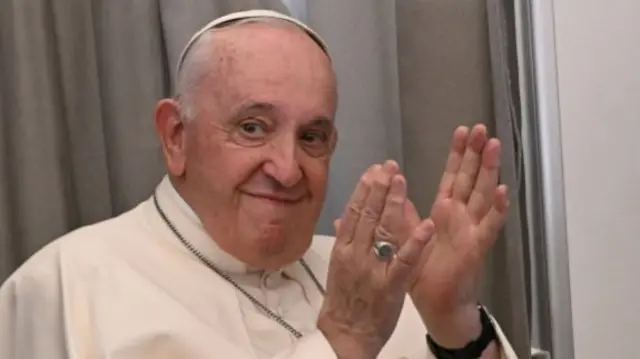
[553,0,640,358]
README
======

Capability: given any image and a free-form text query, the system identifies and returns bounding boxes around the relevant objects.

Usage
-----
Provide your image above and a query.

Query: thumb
[388,219,435,283]
[479,184,510,249]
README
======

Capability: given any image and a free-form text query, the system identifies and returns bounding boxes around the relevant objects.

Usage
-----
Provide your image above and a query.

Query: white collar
[153,175,255,274]
[146,176,328,311]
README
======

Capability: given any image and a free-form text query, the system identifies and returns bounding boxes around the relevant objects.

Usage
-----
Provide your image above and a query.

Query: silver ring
[373,240,397,261]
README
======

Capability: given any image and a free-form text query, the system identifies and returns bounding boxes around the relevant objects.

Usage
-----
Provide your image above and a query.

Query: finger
[467,138,502,220]
[478,184,510,250]
[374,174,408,249]
[353,160,399,251]
[436,126,468,200]
[388,219,435,283]
[333,218,342,234]
[336,165,376,244]
[404,199,421,228]
[452,124,488,203]
[430,197,453,230]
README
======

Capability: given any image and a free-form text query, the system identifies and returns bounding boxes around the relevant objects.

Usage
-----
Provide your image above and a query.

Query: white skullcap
[175,9,330,84]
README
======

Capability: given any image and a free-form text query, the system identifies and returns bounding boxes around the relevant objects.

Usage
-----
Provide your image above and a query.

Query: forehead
[199,23,337,122]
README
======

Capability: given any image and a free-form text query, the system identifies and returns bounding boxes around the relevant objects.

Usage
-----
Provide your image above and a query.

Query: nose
[262,135,303,188]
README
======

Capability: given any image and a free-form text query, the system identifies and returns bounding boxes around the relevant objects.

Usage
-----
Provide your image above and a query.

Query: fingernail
[383,160,399,173]
[389,176,406,196]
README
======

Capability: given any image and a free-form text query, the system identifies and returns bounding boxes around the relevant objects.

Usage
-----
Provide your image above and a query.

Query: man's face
[181,24,337,270]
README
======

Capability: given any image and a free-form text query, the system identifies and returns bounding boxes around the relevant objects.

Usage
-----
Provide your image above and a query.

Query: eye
[299,130,334,158]
[239,121,267,137]
[300,130,328,144]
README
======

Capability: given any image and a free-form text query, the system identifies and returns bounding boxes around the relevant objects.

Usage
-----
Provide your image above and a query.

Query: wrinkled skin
[155,22,337,270]
[318,161,435,359]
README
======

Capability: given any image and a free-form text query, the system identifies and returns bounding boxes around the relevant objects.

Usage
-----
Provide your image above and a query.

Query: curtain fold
[309,1,530,357]
[305,0,404,233]
[0,0,530,357]
[0,0,290,281]
[485,0,531,356]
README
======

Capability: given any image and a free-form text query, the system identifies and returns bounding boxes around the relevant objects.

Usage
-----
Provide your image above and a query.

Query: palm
[407,199,486,314]
[406,125,509,316]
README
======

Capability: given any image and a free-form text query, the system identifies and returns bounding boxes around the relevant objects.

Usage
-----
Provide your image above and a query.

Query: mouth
[241,191,305,205]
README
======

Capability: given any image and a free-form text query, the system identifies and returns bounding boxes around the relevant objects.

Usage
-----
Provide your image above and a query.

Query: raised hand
[318,161,435,359]
[408,124,509,347]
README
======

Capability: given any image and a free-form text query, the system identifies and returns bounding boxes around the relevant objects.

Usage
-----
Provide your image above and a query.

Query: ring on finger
[373,240,397,261]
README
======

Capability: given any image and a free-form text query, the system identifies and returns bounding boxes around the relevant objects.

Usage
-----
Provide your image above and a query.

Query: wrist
[423,304,484,349]
[317,316,380,359]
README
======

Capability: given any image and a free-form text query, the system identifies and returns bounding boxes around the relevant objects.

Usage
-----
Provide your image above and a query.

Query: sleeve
[0,252,71,359]
[489,313,519,359]
[0,254,340,359]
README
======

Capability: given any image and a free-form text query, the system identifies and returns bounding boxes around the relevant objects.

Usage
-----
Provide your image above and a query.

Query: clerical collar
[154,176,284,275]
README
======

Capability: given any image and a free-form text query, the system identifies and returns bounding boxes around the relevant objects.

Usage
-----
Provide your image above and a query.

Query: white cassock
[0,176,519,359]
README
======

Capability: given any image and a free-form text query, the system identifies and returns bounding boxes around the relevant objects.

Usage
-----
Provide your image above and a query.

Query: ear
[154,99,187,177]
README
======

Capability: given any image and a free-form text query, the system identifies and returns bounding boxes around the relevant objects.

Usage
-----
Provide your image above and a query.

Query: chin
[252,227,315,269]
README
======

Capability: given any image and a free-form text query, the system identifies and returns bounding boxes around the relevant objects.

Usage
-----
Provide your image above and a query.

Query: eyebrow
[306,117,333,131]
[233,101,277,116]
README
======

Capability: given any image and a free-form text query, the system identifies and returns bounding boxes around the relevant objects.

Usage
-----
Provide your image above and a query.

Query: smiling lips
[243,191,304,205]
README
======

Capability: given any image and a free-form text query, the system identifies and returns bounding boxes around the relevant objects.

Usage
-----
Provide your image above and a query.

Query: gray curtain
[308,1,530,357]
[0,0,288,280]
[0,0,530,357]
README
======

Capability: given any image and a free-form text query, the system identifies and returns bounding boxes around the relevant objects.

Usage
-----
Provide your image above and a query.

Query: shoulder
[1,203,149,293]
[0,202,156,358]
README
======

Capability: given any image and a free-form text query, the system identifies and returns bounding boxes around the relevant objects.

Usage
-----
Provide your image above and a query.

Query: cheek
[188,136,264,193]
[302,158,330,199]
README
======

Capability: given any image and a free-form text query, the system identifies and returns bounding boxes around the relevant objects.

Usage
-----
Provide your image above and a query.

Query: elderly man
[0,10,518,359]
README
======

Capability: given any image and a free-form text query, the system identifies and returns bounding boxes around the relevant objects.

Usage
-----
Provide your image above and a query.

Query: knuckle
[332,244,351,259]
[371,176,390,190]
[374,225,393,241]
[385,193,404,206]
[394,253,414,268]
[347,203,363,216]
[361,207,379,221]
